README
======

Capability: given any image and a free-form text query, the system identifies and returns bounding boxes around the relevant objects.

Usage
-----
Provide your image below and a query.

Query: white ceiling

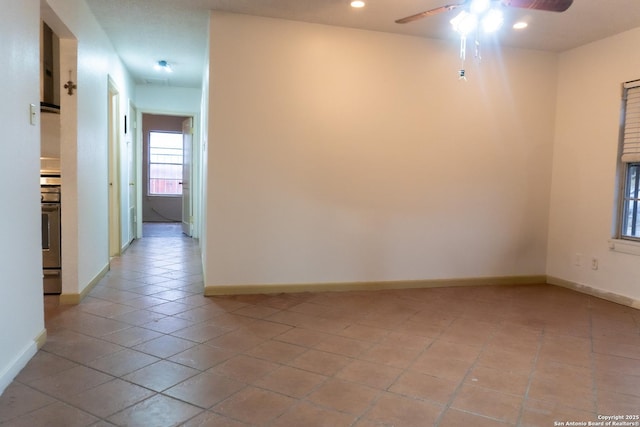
[84,0,640,89]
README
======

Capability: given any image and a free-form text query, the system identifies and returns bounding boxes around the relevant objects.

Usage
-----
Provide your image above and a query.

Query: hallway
[0,231,639,426]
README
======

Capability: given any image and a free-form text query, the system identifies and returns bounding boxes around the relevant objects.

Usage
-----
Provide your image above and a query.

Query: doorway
[141,113,193,237]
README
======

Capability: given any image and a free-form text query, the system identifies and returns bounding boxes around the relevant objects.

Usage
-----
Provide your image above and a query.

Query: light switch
[29,104,37,126]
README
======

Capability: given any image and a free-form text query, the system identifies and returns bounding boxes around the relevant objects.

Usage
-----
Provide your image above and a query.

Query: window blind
[622,80,640,163]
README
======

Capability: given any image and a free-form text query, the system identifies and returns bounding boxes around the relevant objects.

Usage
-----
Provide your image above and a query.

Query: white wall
[206,12,558,289]
[135,85,202,113]
[45,0,135,295]
[0,0,45,394]
[547,27,640,302]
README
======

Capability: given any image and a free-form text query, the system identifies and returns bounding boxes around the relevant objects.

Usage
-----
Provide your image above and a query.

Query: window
[618,81,640,240]
[621,163,640,239]
[149,131,183,196]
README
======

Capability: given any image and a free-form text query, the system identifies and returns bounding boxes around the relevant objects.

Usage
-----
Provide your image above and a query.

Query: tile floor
[1,229,640,426]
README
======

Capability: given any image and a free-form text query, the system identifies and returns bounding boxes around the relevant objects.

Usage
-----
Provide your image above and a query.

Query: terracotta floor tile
[122,360,200,392]
[337,359,402,390]
[424,339,482,363]
[132,334,195,358]
[4,401,99,427]
[596,390,640,415]
[270,401,357,427]
[313,334,373,358]
[360,342,423,369]
[6,235,639,427]
[181,411,249,427]
[477,345,536,374]
[232,304,281,319]
[213,386,296,425]
[164,372,245,409]
[451,383,523,424]
[100,325,164,347]
[466,364,531,396]
[307,378,379,415]
[0,382,57,423]
[389,370,459,404]
[208,354,280,383]
[28,365,113,401]
[533,359,593,389]
[246,340,307,363]
[438,408,514,427]
[537,334,592,368]
[65,378,155,418]
[410,353,473,382]
[14,351,78,384]
[520,398,597,427]
[364,392,443,427]
[141,315,194,334]
[87,348,159,377]
[168,343,236,370]
[41,329,124,364]
[107,394,202,426]
[595,371,640,397]
[274,327,330,348]
[339,324,390,342]
[241,319,293,339]
[170,322,230,342]
[288,349,352,376]
[206,328,266,352]
[527,376,595,412]
[254,365,327,398]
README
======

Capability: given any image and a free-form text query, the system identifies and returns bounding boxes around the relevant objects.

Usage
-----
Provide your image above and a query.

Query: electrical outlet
[591,258,598,270]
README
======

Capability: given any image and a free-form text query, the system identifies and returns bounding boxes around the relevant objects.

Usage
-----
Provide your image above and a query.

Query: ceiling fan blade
[502,0,573,12]
[395,2,466,24]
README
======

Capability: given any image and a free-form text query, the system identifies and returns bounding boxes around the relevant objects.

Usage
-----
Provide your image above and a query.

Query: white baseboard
[547,275,640,309]
[0,328,45,395]
[59,263,109,305]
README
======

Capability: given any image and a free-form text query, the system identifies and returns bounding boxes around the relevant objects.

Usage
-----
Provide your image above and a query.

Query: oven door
[42,203,61,268]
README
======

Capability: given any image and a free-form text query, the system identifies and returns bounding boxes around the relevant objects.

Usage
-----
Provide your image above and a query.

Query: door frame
[108,77,121,257]
[136,110,200,238]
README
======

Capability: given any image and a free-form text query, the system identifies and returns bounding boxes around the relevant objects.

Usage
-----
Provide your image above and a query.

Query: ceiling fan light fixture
[154,60,172,73]
[469,0,490,15]
[450,10,477,36]
[481,8,504,33]
[350,1,365,8]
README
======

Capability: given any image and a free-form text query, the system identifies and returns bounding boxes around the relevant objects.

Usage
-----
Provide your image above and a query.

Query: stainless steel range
[41,157,61,294]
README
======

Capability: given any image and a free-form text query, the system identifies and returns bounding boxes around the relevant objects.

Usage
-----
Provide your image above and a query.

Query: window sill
[609,239,640,256]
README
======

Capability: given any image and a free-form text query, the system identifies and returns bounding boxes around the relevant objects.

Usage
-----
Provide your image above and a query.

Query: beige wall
[206,12,558,289]
[547,27,640,302]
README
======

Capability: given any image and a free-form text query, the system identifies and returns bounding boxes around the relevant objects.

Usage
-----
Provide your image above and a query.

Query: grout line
[515,321,545,426]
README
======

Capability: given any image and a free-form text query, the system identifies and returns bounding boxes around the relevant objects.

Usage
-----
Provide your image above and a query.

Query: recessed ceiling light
[513,21,528,30]
[351,1,365,8]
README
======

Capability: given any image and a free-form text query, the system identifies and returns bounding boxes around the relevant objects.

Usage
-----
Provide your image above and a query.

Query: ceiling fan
[395,0,573,79]
[395,0,573,24]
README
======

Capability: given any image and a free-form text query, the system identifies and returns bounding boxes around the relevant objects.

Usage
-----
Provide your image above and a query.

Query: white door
[181,118,193,236]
